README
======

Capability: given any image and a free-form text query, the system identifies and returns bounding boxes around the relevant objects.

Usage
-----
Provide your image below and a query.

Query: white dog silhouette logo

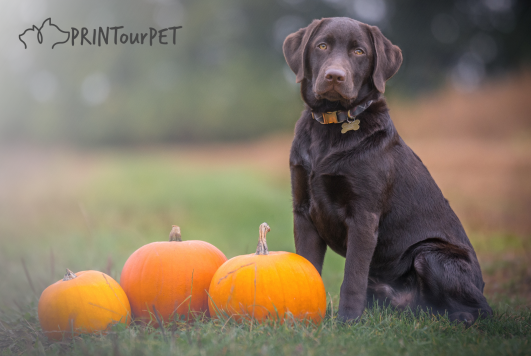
[19,18,70,49]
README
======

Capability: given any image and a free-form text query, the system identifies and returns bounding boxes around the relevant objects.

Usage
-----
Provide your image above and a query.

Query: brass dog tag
[341,119,360,134]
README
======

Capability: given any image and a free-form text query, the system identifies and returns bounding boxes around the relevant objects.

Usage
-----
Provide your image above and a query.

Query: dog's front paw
[337,307,362,324]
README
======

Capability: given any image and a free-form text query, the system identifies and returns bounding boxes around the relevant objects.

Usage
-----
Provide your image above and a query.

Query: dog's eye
[354,48,365,55]
[318,43,327,50]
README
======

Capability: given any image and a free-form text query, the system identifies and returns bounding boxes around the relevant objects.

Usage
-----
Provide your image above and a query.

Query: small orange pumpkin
[38,269,131,340]
[120,226,227,324]
[208,223,327,324]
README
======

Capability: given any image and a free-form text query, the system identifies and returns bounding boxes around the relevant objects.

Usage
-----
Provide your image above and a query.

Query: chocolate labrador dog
[283,17,492,325]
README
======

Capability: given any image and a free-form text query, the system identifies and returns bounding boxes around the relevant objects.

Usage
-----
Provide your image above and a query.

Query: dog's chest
[305,150,355,254]
[310,177,351,254]
[293,122,378,254]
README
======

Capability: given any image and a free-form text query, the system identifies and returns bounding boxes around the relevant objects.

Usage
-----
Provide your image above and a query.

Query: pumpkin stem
[63,269,77,281]
[255,223,270,255]
[169,225,182,242]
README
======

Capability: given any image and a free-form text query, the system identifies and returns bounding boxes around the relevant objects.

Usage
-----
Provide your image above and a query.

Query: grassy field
[1,301,530,355]
[1,74,531,354]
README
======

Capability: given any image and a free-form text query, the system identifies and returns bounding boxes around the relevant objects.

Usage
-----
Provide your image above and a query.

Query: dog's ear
[367,25,402,93]
[283,19,324,83]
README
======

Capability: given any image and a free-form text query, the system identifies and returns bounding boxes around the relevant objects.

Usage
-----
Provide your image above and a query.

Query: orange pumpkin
[208,223,327,324]
[120,225,227,324]
[38,269,131,340]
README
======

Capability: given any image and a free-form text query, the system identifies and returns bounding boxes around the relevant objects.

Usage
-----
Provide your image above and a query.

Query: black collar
[311,100,374,124]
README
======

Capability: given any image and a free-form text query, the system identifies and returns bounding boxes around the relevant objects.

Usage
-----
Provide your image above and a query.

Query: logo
[19,18,182,49]
[19,18,69,49]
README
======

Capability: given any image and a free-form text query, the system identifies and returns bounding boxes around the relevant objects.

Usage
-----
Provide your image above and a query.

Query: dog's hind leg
[412,243,493,326]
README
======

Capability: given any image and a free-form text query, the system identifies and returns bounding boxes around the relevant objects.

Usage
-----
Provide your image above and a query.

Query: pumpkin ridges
[86,281,110,329]
[39,270,131,340]
[267,255,300,319]
[45,273,85,334]
[120,230,227,324]
[274,258,289,318]
[299,254,325,320]
[101,274,129,323]
[79,273,129,328]
[298,256,323,320]
[293,255,311,318]
[136,243,161,319]
[75,277,90,332]
[210,254,290,319]
[101,273,131,324]
[208,224,327,324]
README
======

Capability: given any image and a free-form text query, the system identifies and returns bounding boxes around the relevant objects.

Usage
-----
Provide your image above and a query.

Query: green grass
[0,153,347,305]
[1,301,530,355]
[0,151,522,306]
[0,150,529,355]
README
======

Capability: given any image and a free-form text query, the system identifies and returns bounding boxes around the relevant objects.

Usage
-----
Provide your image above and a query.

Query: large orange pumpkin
[208,223,327,324]
[120,225,227,324]
[38,269,131,340]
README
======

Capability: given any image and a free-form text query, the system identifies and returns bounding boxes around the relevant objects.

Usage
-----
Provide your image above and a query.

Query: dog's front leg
[338,212,379,322]
[291,164,327,274]
[294,211,327,275]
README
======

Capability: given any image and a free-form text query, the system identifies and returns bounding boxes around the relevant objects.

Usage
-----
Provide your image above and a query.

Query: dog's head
[283,17,402,112]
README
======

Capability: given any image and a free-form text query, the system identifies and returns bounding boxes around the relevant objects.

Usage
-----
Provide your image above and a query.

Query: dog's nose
[324,68,346,83]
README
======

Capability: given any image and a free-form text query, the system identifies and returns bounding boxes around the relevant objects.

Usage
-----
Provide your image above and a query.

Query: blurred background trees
[0,0,530,144]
